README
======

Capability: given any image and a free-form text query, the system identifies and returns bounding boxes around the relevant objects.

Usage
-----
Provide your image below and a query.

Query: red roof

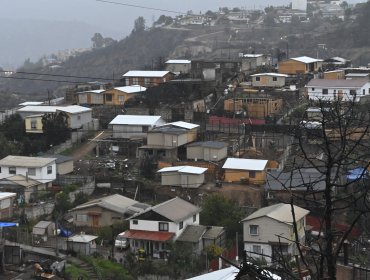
[123,230,175,242]
[306,215,361,240]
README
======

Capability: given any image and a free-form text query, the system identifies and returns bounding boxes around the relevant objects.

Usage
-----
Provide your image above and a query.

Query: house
[224,98,283,119]
[165,59,191,74]
[345,73,370,80]
[69,194,149,228]
[67,234,98,255]
[242,203,309,264]
[124,197,200,259]
[18,105,93,130]
[323,57,351,69]
[157,166,208,188]
[103,85,146,106]
[306,79,370,102]
[122,70,175,87]
[278,56,323,74]
[176,225,225,255]
[191,60,241,84]
[250,73,288,88]
[222,158,268,184]
[265,169,326,206]
[39,154,74,175]
[76,89,105,106]
[187,141,228,161]
[323,69,346,80]
[241,54,272,72]
[0,156,56,185]
[139,121,199,160]
[0,192,16,219]
[32,221,56,242]
[109,115,166,139]
[0,175,45,204]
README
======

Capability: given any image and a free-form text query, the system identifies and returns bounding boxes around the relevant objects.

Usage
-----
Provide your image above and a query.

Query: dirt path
[72,130,111,161]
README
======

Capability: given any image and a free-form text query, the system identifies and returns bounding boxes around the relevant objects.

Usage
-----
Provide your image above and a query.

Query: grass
[82,256,134,280]
[65,263,89,280]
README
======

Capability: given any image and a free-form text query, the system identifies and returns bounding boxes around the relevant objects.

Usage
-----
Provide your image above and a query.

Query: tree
[42,111,71,147]
[132,16,146,34]
[255,99,370,279]
[91,33,104,48]
[200,194,244,239]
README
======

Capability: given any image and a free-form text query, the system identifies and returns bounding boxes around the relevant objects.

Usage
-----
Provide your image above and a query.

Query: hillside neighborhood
[1,0,370,280]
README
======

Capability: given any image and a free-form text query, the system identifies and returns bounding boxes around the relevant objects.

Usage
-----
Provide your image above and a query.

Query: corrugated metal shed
[291,56,323,64]
[157,166,207,175]
[109,115,163,126]
[68,234,98,243]
[222,158,268,171]
[0,156,55,168]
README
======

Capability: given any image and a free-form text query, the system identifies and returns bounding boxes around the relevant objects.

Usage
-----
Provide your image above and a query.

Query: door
[87,93,91,104]
[92,215,99,227]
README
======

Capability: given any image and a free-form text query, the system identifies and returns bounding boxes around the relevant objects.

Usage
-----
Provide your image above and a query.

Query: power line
[0,75,93,85]
[0,70,114,82]
[95,0,186,15]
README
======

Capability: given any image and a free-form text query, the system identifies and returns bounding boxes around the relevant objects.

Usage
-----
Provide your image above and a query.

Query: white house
[0,192,17,219]
[242,203,309,264]
[0,156,56,184]
[165,59,191,74]
[157,166,208,188]
[250,73,288,88]
[124,197,200,259]
[306,79,370,102]
[17,105,92,130]
[109,115,166,139]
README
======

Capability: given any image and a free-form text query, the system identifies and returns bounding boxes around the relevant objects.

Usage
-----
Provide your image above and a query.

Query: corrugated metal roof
[2,175,41,188]
[109,115,164,126]
[203,226,225,240]
[187,141,228,149]
[72,194,148,215]
[34,221,53,230]
[0,156,56,168]
[157,166,207,175]
[68,234,98,243]
[0,192,16,200]
[79,89,105,94]
[18,105,91,114]
[124,230,175,242]
[39,154,73,164]
[243,54,264,58]
[222,158,268,171]
[177,225,207,243]
[122,70,170,78]
[250,73,288,77]
[114,85,147,93]
[166,60,191,64]
[160,121,199,130]
[291,56,323,64]
[345,73,369,77]
[19,101,44,106]
[306,79,368,88]
[242,203,309,224]
[186,267,239,280]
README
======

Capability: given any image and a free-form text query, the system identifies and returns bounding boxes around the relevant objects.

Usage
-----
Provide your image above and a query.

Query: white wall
[0,163,56,183]
[67,111,92,129]
[244,243,272,263]
[308,84,370,102]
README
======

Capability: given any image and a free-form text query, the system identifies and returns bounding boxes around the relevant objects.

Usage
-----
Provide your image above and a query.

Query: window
[28,168,36,176]
[105,94,113,102]
[76,214,88,222]
[125,78,130,85]
[77,115,81,120]
[47,166,52,174]
[252,245,262,254]
[0,167,1,173]
[31,120,37,129]
[118,96,125,104]
[133,77,139,84]
[133,220,138,225]
[144,78,150,86]
[179,221,183,230]
[159,222,169,231]
[322,89,328,95]
[249,171,256,178]
[363,89,366,95]
[249,225,259,235]
[368,88,370,94]
[142,126,148,133]
[9,167,16,174]
[312,88,315,91]
[255,77,260,81]
[350,89,356,96]
[193,214,197,222]
[272,77,277,81]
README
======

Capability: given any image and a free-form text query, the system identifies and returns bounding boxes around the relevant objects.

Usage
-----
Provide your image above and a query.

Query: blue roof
[0,222,17,227]
[346,168,368,181]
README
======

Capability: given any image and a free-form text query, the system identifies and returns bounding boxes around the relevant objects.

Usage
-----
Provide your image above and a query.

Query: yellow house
[25,114,44,133]
[104,85,146,106]
[278,56,323,75]
[222,158,268,184]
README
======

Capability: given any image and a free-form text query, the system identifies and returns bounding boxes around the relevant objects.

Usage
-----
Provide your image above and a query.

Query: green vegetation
[83,256,134,280]
[65,263,89,280]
